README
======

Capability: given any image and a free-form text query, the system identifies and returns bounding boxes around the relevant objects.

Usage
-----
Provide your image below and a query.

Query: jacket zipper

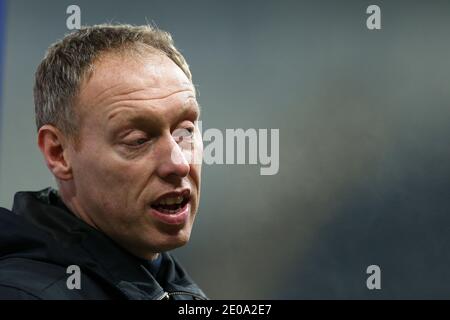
[157,291,206,300]
[157,292,170,300]
[167,291,207,300]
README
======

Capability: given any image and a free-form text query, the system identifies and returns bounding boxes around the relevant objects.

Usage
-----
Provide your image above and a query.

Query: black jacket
[0,188,207,300]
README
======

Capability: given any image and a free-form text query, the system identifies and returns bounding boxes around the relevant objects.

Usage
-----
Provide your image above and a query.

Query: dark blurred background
[1,0,450,299]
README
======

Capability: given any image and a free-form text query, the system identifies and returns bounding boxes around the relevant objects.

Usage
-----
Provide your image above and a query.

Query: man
[0,24,206,300]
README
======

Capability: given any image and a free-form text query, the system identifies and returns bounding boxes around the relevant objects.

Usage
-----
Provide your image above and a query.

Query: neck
[59,194,99,231]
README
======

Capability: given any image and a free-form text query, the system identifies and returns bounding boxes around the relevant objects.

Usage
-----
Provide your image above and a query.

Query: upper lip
[151,188,191,205]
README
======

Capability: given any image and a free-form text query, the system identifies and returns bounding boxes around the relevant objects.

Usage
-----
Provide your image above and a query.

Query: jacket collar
[11,187,207,300]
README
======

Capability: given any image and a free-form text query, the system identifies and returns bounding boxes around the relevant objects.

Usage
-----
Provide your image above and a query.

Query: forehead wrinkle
[86,66,194,107]
[79,70,195,119]
[106,104,158,123]
[98,87,152,107]
[105,86,196,114]
[101,85,195,108]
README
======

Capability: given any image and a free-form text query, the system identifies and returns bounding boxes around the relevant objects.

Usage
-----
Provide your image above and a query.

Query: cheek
[74,140,164,211]
[73,150,156,228]
[72,143,145,203]
[77,148,126,186]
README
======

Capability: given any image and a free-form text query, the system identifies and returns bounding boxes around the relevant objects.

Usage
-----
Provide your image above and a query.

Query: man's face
[66,51,203,259]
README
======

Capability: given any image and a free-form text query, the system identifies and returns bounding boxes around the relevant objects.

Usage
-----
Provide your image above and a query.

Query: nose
[155,133,191,179]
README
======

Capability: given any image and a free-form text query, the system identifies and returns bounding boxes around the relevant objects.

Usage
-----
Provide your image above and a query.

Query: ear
[37,125,74,180]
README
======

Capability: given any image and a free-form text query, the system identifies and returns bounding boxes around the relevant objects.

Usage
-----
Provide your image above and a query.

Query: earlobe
[37,125,73,180]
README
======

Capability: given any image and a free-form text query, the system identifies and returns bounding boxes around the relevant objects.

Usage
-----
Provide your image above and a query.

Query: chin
[158,232,191,251]
[112,227,191,260]
[140,227,192,253]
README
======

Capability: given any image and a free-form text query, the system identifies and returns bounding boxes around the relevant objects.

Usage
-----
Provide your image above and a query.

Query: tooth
[166,197,176,205]
[176,196,183,204]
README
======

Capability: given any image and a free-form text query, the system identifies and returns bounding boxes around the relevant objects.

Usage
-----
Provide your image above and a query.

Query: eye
[130,138,148,146]
[173,126,195,144]
[122,135,150,148]
[185,127,195,135]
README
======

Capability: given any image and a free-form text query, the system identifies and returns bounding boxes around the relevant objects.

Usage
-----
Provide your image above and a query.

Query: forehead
[76,51,196,118]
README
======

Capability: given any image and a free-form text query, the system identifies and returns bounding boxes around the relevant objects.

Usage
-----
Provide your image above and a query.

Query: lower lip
[149,202,190,225]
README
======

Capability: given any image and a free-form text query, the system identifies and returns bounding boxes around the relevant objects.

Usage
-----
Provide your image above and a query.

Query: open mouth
[150,192,190,215]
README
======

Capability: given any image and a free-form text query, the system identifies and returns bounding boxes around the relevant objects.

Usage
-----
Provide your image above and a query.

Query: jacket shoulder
[0,257,112,300]
[0,284,42,300]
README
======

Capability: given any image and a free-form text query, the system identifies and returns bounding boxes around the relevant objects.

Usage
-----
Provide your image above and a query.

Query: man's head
[34,24,203,260]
